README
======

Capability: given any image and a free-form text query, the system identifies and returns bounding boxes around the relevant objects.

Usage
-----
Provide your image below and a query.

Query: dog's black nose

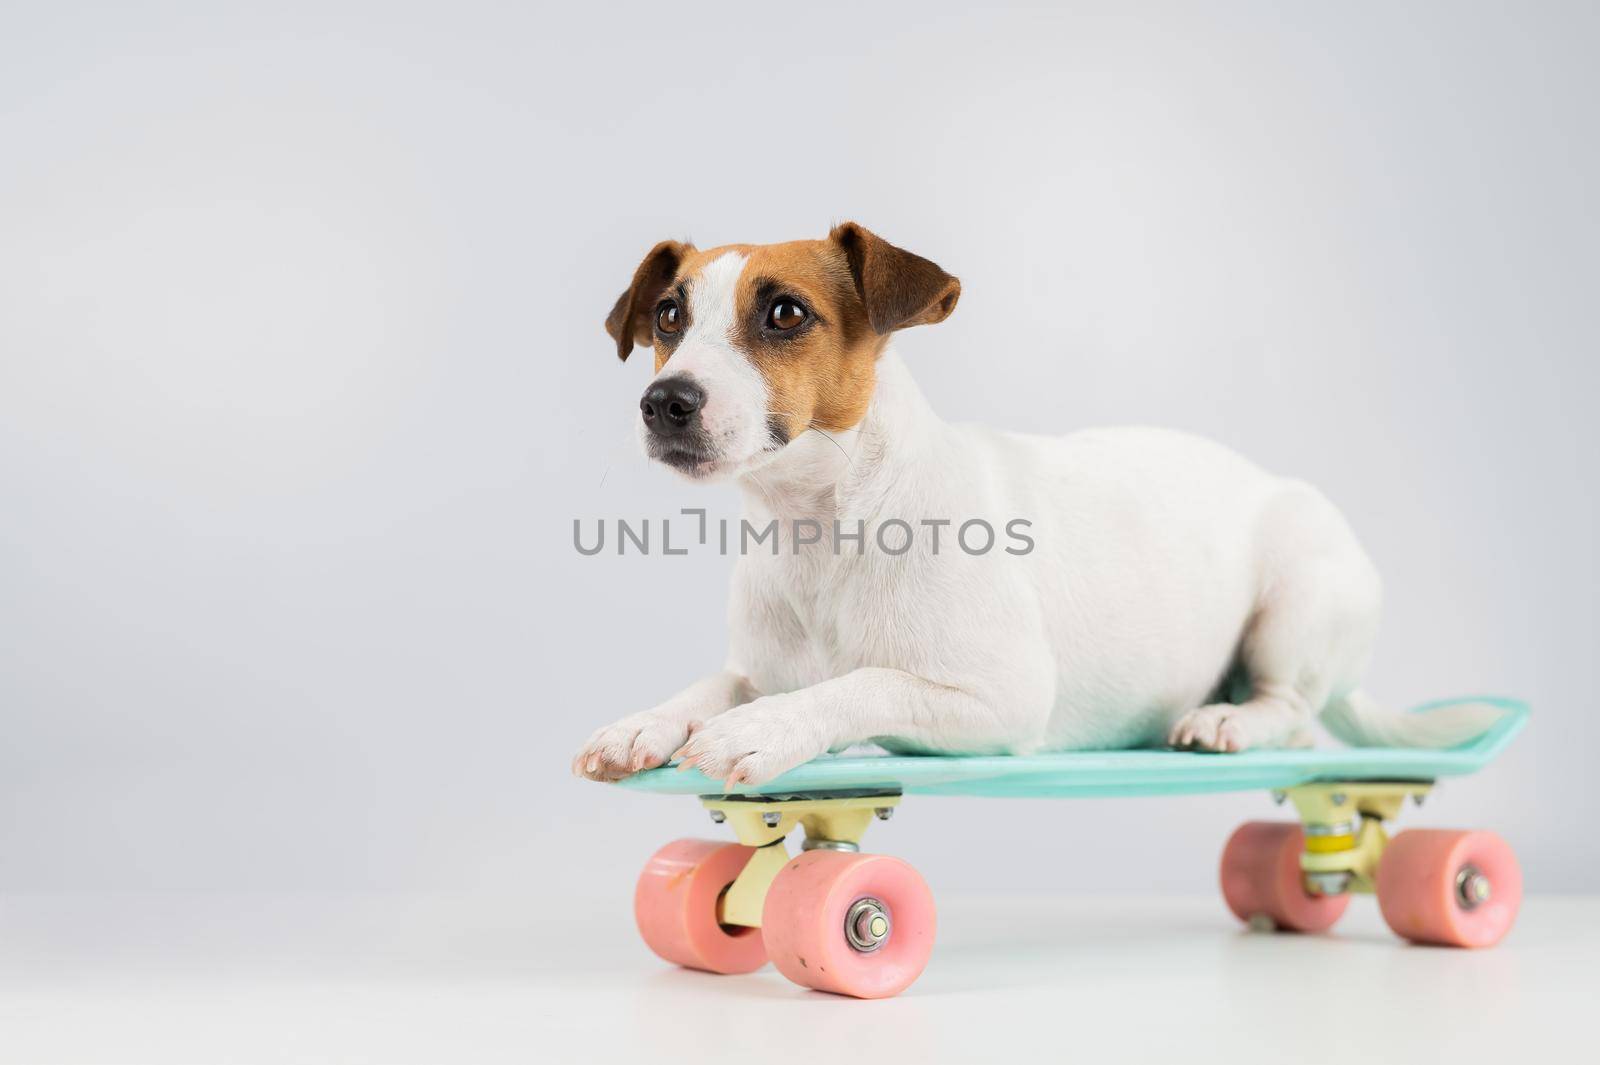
[640,377,705,436]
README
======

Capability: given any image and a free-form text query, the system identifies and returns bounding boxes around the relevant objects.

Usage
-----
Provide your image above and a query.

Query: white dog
[573,223,1501,787]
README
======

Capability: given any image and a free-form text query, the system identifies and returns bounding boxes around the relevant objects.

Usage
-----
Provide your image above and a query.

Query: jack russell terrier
[573,223,1502,787]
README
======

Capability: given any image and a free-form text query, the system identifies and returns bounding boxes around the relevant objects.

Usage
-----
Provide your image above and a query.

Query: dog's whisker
[805,425,857,471]
[760,406,862,475]
[596,417,642,488]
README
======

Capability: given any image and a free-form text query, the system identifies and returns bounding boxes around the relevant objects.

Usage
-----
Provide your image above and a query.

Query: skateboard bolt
[1271,791,1287,806]
[845,897,891,952]
[762,811,781,828]
[874,807,895,821]
[1456,866,1492,909]
[708,810,726,824]
[1330,792,1347,806]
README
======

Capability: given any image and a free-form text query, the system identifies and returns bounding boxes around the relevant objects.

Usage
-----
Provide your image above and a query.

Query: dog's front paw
[672,697,827,788]
[573,711,699,782]
[1168,704,1246,753]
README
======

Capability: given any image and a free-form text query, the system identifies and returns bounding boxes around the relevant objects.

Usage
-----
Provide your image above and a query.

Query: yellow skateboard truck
[1279,781,1432,898]
[700,792,900,928]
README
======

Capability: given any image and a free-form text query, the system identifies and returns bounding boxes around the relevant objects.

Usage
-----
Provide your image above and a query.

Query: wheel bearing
[1455,865,1492,910]
[844,897,891,952]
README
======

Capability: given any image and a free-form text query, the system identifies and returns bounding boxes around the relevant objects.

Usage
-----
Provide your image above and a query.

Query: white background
[2,0,1596,1009]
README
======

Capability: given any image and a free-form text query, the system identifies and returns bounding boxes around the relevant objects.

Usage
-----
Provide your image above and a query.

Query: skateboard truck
[697,791,902,928]
[1283,780,1434,895]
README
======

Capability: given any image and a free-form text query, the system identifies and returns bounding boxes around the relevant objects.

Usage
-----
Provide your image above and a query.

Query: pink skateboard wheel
[1220,821,1351,933]
[761,850,935,999]
[1376,829,1521,948]
[634,839,768,974]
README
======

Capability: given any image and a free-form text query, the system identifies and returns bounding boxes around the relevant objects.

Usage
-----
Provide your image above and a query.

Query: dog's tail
[1319,690,1507,749]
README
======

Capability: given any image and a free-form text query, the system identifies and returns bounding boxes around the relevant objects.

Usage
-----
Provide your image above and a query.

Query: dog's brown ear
[829,222,961,336]
[605,240,693,361]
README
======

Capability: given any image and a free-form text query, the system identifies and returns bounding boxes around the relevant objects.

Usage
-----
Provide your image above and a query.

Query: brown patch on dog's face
[607,224,959,475]
[729,240,883,439]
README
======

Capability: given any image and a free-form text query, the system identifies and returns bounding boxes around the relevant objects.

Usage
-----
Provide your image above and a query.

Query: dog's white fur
[575,253,1502,786]
[633,253,772,480]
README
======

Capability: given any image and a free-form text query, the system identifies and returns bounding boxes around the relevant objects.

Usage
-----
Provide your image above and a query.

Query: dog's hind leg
[1169,485,1382,753]
[1169,685,1319,753]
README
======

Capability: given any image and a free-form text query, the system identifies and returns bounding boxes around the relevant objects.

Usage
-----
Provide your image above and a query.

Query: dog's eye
[656,301,681,336]
[767,299,807,331]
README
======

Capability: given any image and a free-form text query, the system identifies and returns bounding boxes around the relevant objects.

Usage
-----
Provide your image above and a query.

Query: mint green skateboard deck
[617,696,1527,799]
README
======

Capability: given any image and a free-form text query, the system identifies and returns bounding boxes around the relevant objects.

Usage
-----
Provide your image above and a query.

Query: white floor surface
[0,892,1590,1064]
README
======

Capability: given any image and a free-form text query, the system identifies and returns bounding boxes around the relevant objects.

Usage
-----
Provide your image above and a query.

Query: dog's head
[605,223,960,480]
